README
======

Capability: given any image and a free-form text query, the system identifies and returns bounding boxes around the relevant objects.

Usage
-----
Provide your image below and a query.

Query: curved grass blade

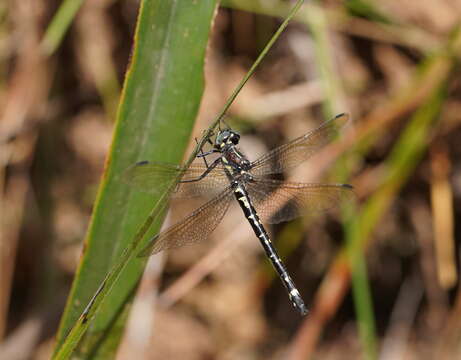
[52,1,218,358]
[52,0,306,358]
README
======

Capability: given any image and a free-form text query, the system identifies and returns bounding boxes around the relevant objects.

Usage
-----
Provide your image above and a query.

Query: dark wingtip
[328,113,349,129]
[335,112,349,118]
[135,160,149,166]
[342,184,354,190]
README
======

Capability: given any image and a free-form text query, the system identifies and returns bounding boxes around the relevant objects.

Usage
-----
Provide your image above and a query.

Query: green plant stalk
[343,28,458,356]
[346,75,448,360]
[344,0,394,24]
[40,0,84,55]
[304,2,378,356]
[346,208,378,360]
[52,1,305,358]
[352,253,377,360]
[304,2,343,118]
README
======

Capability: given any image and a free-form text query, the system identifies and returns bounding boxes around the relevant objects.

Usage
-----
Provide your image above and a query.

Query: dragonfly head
[215,129,240,149]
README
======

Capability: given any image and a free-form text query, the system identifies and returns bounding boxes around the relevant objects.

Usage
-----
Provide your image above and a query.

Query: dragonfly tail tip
[291,293,308,316]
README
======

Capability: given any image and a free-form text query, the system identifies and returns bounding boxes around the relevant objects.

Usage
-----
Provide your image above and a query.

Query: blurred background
[1,0,461,359]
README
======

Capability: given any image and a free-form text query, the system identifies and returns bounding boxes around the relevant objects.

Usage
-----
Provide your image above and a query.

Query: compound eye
[231,133,240,144]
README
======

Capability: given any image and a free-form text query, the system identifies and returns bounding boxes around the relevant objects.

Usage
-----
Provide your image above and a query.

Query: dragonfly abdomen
[233,184,308,315]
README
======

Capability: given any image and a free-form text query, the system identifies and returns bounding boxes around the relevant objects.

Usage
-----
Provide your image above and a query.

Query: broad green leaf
[53,0,218,358]
[52,0,306,358]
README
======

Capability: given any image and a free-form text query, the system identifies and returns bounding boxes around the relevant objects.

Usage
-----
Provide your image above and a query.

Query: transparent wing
[250,113,349,176]
[121,160,228,198]
[246,177,354,224]
[138,187,234,256]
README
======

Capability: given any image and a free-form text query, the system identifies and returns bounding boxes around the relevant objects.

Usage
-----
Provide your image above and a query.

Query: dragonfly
[123,113,353,315]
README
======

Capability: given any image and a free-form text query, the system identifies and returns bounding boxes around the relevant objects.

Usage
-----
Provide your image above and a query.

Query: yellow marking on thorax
[232,148,243,159]
[221,157,233,172]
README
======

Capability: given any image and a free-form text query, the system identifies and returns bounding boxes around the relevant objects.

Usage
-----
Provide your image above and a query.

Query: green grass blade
[52,1,218,358]
[304,3,377,355]
[40,0,84,56]
[344,55,452,360]
[52,0,305,358]
[304,2,343,118]
[344,0,394,24]
[343,25,461,355]
[349,247,377,360]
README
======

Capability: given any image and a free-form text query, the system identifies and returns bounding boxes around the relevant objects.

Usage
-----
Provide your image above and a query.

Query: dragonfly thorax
[215,129,252,172]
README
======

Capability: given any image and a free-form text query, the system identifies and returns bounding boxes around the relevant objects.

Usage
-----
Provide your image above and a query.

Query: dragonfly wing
[250,113,348,176]
[121,160,228,198]
[246,178,354,224]
[138,187,234,256]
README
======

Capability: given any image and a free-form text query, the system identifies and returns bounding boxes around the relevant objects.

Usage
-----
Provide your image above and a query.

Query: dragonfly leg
[195,137,211,168]
[197,149,220,158]
[195,136,220,168]
[179,156,222,183]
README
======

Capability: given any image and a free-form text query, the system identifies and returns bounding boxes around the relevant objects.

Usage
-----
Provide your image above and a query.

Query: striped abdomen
[233,183,308,315]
